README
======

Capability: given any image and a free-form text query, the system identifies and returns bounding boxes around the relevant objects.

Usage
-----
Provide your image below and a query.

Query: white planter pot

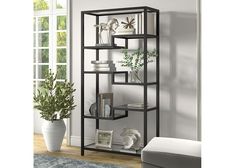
[42,120,66,152]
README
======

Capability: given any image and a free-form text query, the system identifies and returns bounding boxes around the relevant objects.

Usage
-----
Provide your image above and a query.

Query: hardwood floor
[34,134,141,168]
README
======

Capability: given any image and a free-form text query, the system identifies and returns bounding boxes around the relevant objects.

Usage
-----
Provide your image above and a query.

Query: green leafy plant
[120,48,157,71]
[33,70,76,122]
[120,49,158,82]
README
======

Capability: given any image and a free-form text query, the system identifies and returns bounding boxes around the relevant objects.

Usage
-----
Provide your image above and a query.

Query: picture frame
[98,93,113,117]
[95,129,113,148]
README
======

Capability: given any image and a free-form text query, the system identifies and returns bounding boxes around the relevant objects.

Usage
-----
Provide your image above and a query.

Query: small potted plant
[33,70,76,152]
[120,48,157,83]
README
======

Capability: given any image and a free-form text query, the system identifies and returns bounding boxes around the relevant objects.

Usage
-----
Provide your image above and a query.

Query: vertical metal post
[125,71,128,83]
[156,10,160,137]
[95,16,100,129]
[143,8,148,146]
[111,36,115,46]
[81,11,85,156]
[125,72,128,117]
[125,39,128,49]
[111,73,115,84]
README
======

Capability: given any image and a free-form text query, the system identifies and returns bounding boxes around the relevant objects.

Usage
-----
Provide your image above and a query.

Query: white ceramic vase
[42,120,66,152]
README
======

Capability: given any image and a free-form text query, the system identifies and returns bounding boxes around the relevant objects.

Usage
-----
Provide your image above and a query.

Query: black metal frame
[81,6,160,156]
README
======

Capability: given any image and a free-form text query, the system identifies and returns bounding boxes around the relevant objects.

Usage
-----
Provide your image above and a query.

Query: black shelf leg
[125,72,128,117]
[143,8,148,146]
[96,16,100,130]
[156,10,160,137]
[81,11,85,156]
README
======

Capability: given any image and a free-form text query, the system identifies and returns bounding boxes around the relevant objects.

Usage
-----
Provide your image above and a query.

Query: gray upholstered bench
[141,137,201,168]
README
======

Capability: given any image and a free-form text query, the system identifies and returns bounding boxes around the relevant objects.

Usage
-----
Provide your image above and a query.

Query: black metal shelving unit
[81,6,160,156]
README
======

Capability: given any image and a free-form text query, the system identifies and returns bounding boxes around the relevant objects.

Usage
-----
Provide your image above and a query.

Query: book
[98,99,111,117]
[104,99,111,117]
[91,63,115,68]
[95,43,117,47]
[91,60,113,64]
[91,59,116,71]
[91,67,116,71]
[99,99,105,117]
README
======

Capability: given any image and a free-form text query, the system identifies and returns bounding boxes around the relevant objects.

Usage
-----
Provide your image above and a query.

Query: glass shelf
[84,71,127,74]
[84,112,128,120]
[112,81,157,85]
[84,46,125,50]
[113,34,157,39]
[84,143,141,156]
[113,105,157,112]
[82,6,158,16]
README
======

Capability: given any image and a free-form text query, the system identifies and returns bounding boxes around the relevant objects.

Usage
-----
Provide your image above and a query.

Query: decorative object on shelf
[89,103,96,116]
[91,60,116,72]
[119,48,157,83]
[121,17,135,29]
[95,129,113,148]
[116,17,135,35]
[120,128,141,150]
[91,60,113,64]
[33,70,76,152]
[98,93,113,117]
[135,12,155,34]
[130,70,141,83]
[94,18,119,45]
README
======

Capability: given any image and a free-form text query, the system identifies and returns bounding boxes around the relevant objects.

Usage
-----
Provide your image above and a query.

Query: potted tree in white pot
[33,70,76,152]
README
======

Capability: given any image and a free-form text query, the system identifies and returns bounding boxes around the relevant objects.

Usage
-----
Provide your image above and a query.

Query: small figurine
[94,18,119,45]
[120,128,141,150]
[121,17,135,29]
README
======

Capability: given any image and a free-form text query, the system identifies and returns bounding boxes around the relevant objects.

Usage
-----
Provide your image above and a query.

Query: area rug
[34,154,126,168]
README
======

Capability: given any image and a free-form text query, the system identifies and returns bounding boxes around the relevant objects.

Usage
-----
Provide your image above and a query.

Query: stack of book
[91,60,116,71]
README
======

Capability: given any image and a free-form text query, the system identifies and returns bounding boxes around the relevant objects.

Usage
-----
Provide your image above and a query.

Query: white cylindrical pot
[42,120,66,152]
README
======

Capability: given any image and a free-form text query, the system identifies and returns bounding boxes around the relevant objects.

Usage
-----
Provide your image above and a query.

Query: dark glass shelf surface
[112,81,157,85]
[84,143,141,156]
[84,46,125,50]
[83,113,127,120]
[113,105,157,112]
[113,34,157,39]
[82,6,159,16]
[84,71,127,74]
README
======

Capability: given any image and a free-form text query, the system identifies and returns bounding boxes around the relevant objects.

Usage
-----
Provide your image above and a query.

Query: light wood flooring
[34,134,141,168]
